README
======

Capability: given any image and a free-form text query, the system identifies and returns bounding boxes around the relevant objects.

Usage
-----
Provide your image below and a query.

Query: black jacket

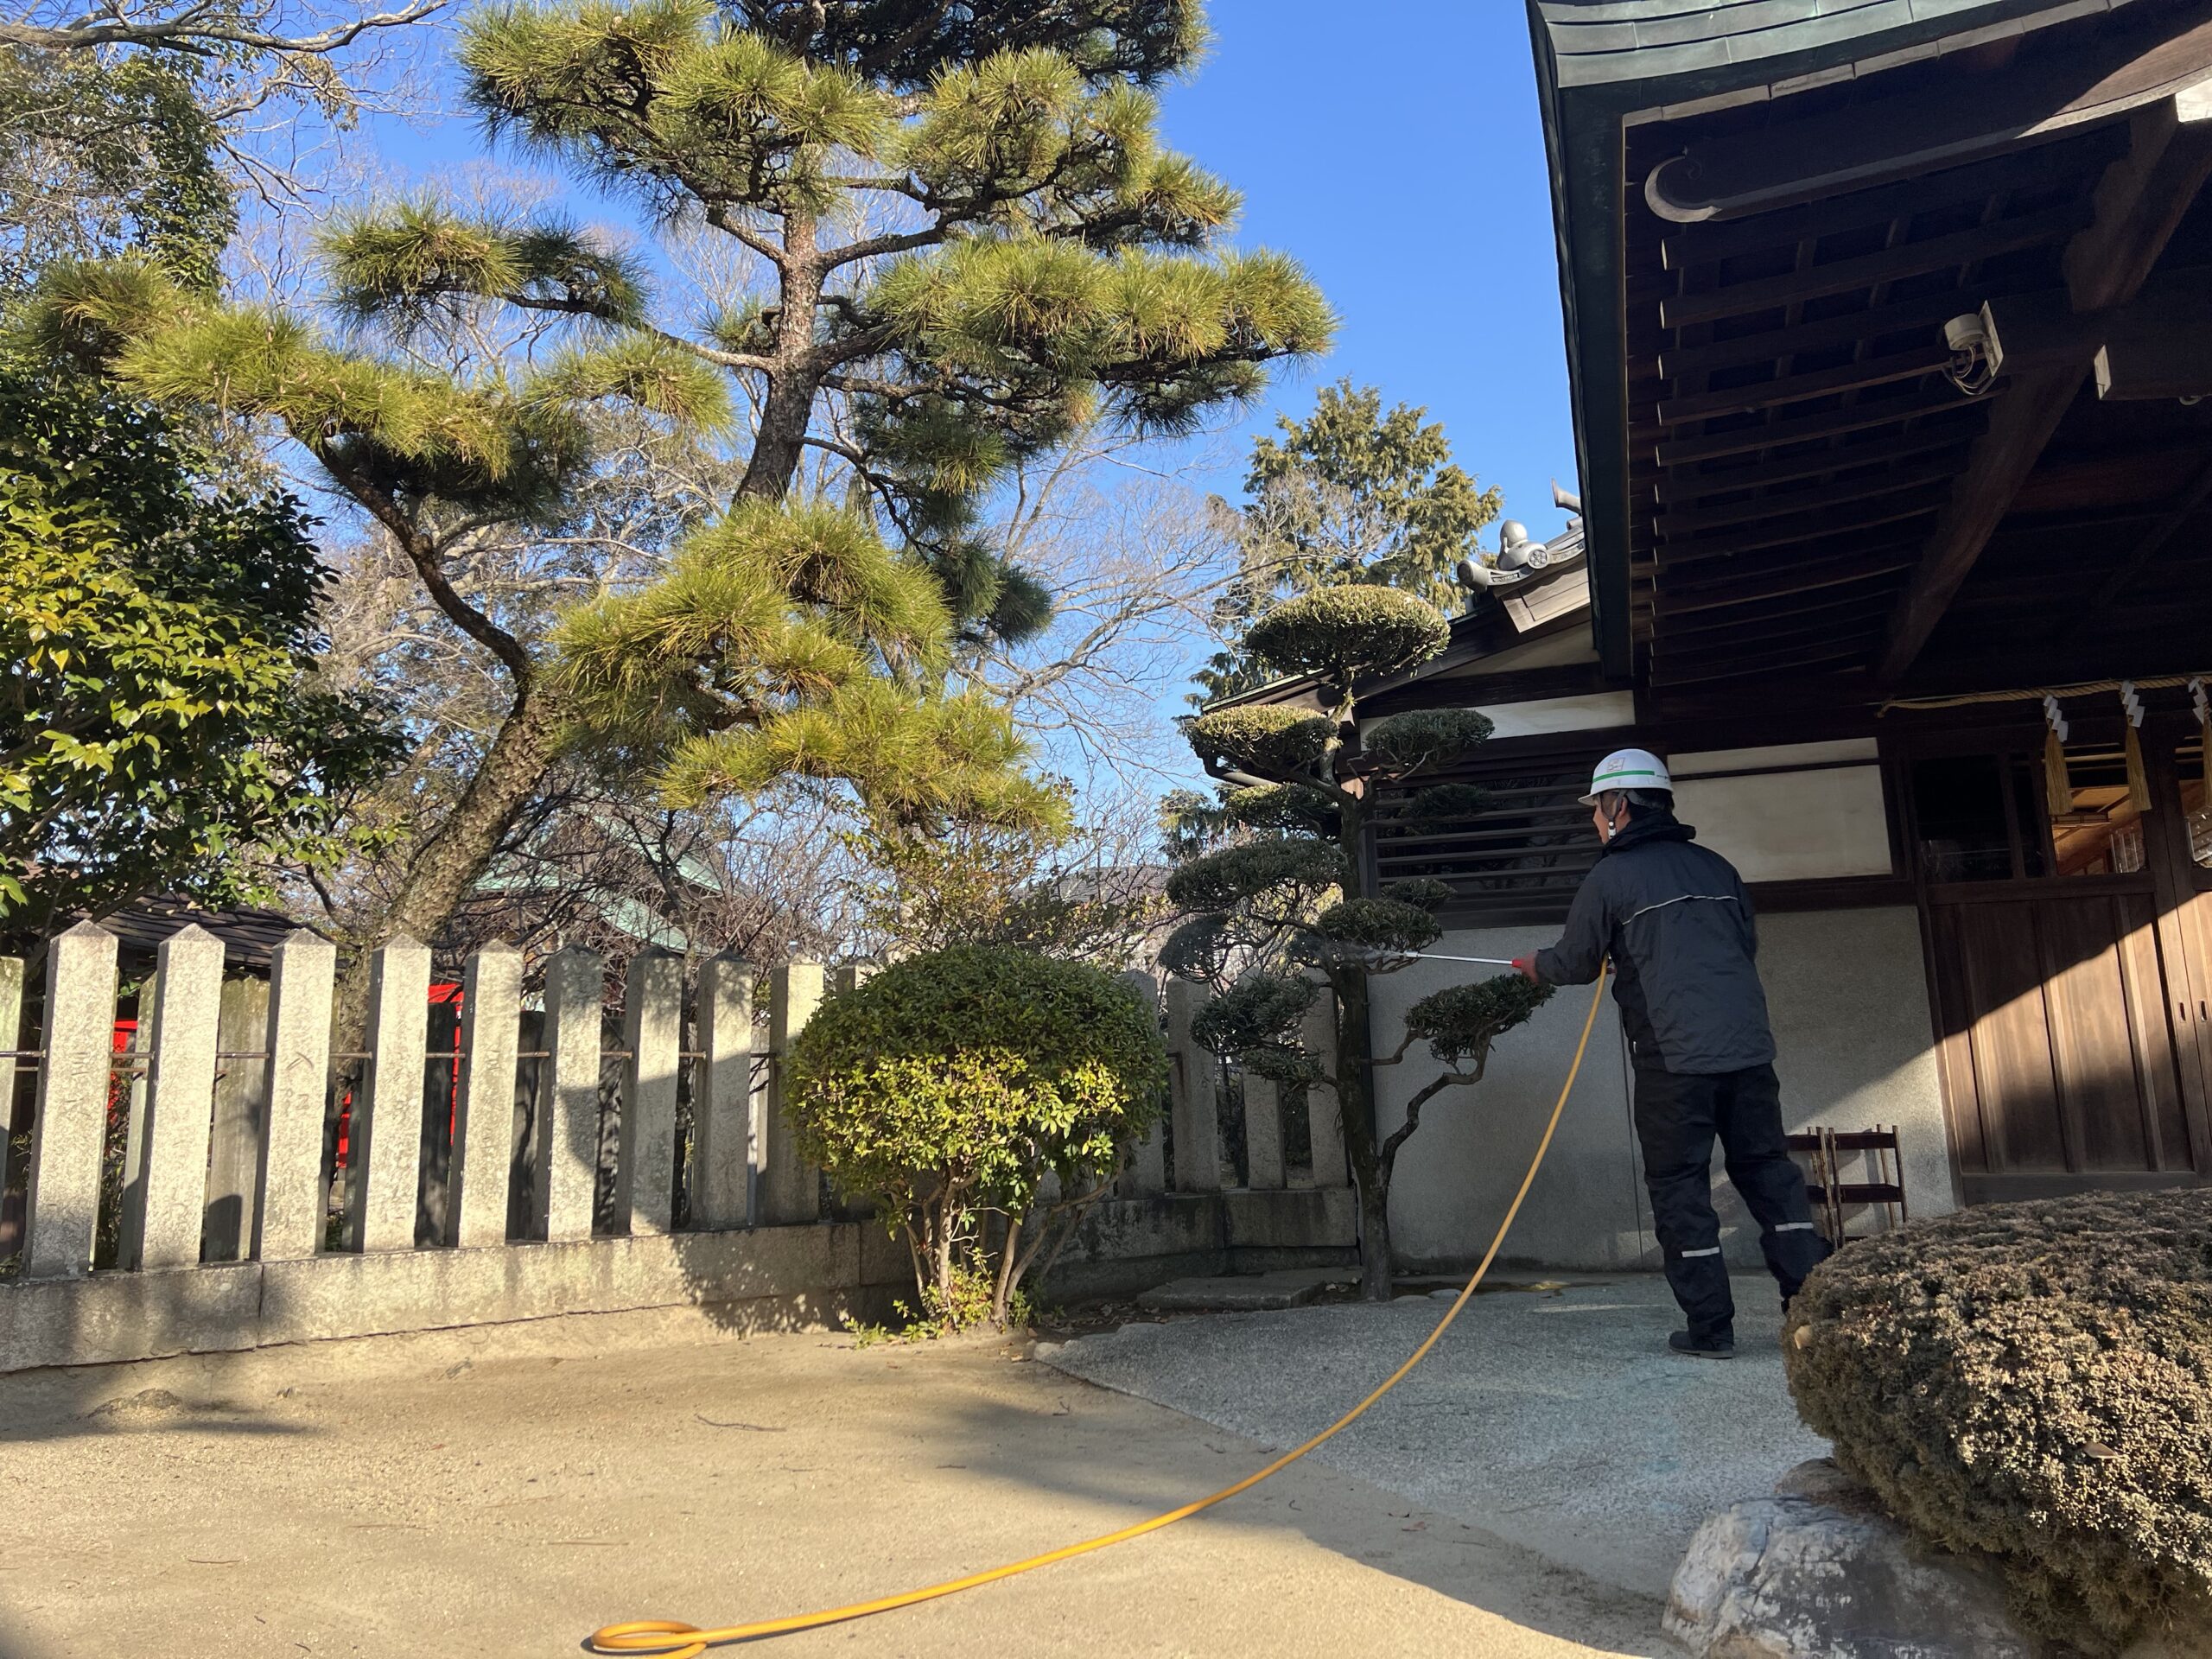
[1533,813,1777,1075]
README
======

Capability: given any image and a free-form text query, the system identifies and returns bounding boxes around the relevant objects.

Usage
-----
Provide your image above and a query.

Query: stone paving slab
[1135,1266,1359,1312]
[1041,1271,1827,1599]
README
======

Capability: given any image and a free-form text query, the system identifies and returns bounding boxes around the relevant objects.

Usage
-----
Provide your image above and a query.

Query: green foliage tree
[329,0,1329,618]
[0,353,397,944]
[553,495,1065,830]
[0,49,235,296]
[785,944,1166,1330]
[30,255,740,965]
[1194,379,1500,705]
[1163,585,1548,1300]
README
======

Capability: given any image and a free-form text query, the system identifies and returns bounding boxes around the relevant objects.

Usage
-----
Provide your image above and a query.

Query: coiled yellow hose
[590,969,1609,1656]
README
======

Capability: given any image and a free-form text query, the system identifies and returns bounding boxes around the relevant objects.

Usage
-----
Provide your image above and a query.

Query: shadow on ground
[0,1285,1751,1656]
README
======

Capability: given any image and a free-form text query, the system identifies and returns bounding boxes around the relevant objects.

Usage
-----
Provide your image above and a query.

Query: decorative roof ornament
[1455,480,1584,594]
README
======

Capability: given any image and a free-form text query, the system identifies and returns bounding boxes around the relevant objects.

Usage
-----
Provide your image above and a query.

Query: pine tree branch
[620,319,773,375]
[818,223,944,271]
[1379,1058,1484,1173]
[318,454,536,685]
[851,1,951,78]
[703,205,787,270]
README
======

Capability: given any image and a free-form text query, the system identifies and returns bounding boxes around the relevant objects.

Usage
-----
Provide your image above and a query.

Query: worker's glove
[1510,957,1540,983]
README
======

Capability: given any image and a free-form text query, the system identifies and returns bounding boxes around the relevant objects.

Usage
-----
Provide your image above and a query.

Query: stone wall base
[0,1188,1359,1373]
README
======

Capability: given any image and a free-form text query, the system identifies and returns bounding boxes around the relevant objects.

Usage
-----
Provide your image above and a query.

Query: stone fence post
[452,943,521,1249]
[1119,969,1167,1197]
[22,922,118,1280]
[538,944,604,1244]
[1164,976,1223,1192]
[620,945,683,1236]
[204,975,270,1261]
[134,925,225,1270]
[257,930,334,1261]
[693,954,753,1231]
[1304,982,1349,1187]
[357,938,432,1254]
[760,961,823,1225]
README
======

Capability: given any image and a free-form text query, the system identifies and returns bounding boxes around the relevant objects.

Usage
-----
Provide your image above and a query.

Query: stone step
[1135,1268,1357,1313]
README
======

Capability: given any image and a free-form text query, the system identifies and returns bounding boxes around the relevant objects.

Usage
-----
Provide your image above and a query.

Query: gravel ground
[1040,1271,1827,1598]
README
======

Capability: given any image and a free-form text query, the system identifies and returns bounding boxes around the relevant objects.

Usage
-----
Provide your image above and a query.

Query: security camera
[1943,306,2003,396]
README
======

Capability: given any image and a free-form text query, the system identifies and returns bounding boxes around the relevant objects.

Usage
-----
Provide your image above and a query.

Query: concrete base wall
[1368,906,1955,1274]
[0,1189,1357,1373]
[1043,1185,1359,1301]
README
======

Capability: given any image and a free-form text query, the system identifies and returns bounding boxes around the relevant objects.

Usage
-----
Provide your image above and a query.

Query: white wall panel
[1675,765,1892,881]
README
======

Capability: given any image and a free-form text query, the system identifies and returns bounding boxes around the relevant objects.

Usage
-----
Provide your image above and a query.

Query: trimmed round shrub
[1785,1187,2212,1654]
[1224,781,1338,836]
[1185,705,1333,777]
[1397,781,1495,825]
[1165,836,1346,911]
[1244,586,1449,686]
[1402,975,1552,1066]
[785,945,1167,1327]
[1366,709,1494,771]
[1315,896,1441,954]
[1158,911,1234,982]
[1191,973,1315,1080]
[1383,876,1454,913]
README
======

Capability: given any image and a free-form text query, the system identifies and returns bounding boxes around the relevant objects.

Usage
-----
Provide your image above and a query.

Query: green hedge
[1784,1187,2212,1654]
[785,945,1166,1217]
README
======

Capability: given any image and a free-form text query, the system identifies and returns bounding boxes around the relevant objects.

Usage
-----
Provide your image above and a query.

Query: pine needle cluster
[315,0,1329,597]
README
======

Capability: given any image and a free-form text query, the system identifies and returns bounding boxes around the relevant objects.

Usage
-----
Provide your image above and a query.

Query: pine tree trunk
[333,681,562,1042]
[735,226,824,504]
[735,369,817,502]
[382,683,561,944]
[1335,968,1395,1301]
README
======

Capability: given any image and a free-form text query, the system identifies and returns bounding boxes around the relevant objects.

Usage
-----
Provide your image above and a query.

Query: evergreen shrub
[1784,1187,2212,1654]
[785,944,1165,1330]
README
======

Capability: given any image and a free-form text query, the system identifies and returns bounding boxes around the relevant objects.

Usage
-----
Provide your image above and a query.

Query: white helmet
[1580,747,1672,805]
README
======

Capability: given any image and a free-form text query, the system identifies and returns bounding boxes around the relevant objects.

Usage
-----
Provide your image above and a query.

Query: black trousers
[1630,1062,1829,1340]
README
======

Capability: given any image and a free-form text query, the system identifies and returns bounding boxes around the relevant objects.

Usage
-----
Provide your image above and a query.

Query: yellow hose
[589,969,1610,1656]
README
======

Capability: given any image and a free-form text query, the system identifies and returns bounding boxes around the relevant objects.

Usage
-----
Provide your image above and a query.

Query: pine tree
[1164,585,1548,1300]
[31,257,1039,1000]
[331,0,1331,620]
[1193,379,1499,706]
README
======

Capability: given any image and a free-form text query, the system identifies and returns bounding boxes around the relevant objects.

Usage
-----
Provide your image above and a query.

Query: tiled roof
[83,897,322,974]
[1535,0,2129,92]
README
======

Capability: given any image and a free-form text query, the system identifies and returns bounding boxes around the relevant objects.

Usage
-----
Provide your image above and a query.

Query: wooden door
[1907,731,2212,1203]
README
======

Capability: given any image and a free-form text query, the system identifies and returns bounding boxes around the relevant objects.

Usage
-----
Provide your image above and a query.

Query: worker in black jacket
[1511,748,1829,1358]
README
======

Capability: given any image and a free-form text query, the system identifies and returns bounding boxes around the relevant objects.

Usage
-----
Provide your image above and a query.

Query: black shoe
[1669,1329,1735,1359]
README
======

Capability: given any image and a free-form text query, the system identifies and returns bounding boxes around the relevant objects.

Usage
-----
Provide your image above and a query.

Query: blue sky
[1155,2,1578,543]
[345,1,1578,550]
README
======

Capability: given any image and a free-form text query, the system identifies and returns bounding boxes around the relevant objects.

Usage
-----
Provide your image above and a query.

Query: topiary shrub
[785,944,1166,1332]
[1243,585,1450,686]
[1402,975,1553,1069]
[1785,1187,2212,1655]
[1314,895,1441,954]
[1164,836,1346,911]
[1185,704,1333,777]
[1364,708,1494,770]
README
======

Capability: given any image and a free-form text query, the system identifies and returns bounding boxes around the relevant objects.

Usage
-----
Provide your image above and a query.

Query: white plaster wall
[1674,766,1892,881]
[1758,907,1956,1230]
[1368,925,1645,1273]
[1368,906,1955,1274]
